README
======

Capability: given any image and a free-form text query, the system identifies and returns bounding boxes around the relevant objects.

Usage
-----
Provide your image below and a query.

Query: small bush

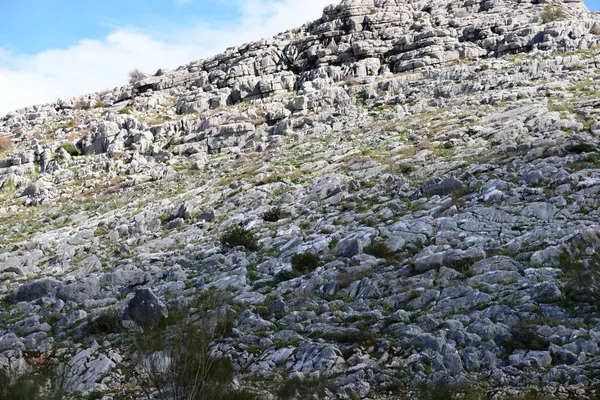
[291,252,320,274]
[94,101,107,108]
[0,136,13,152]
[45,312,64,326]
[59,143,80,157]
[558,237,600,307]
[541,4,566,24]
[87,312,125,336]
[129,68,147,84]
[569,142,596,154]
[221,226,259,250]
[503,322,549,355]
[263,207,287,222]
[364,240,398,261]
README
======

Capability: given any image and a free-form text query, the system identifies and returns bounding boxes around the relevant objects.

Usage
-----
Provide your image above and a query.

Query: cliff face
[2,1,600,398]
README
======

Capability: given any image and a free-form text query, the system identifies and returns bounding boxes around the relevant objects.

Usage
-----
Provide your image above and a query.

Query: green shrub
[263,207,287,222]
[220,226,259,250]
[503,322,549,355]
[363,240,398,261]
[59,143,80,157]
[94,101,107,108]
[541,4,566,24]
[569,142,596,154]
[558,236,600,307]
[291,252,320,274]
[87,312,125,336]
[45,312,64,326]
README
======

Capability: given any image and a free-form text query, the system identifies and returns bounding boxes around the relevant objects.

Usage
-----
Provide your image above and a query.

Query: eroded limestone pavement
[2,0,600,398]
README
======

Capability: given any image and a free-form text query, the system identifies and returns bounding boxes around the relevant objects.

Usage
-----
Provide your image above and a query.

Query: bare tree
[128,68,147,84]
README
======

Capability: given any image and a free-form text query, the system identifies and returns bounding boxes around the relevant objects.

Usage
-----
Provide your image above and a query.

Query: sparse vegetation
[364,240,399,261]
[0,136,13,153]
[0,363,69,400]
[220,226,259,250]
[541,4,566,24]
[133,294,251,400]
[118,106,133,114]
[558,234,600,308]
[263,206,287,222]
[87,311,125,336]
[58,143,80,157]
[291,252,320,274]
[503,322,550,355]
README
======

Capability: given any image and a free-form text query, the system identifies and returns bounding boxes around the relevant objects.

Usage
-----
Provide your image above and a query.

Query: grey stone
[126,288,168,327]
[13,279,59,302]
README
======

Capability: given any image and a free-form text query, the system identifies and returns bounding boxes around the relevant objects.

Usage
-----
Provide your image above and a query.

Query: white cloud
[0,0,338,116]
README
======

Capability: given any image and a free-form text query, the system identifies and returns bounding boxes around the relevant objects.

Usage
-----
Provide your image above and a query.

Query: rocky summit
[3,0,600,398]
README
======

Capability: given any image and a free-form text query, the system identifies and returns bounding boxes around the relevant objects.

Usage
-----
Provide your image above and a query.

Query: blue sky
[0,0,598,115]
[0,0,335,114]
[0,0,241,54]
[588,0,600,10]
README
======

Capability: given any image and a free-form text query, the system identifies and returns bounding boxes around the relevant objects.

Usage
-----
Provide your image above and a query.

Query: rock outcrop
[1,0,600,398]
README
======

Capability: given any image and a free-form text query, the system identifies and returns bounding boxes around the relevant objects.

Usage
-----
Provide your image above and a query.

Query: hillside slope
[2,0,600,398]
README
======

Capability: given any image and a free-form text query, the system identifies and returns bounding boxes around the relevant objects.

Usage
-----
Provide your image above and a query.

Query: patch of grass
[220,226,259,251]
[94,101,108,108]
[118,106,133,114]
[58,143,80,157]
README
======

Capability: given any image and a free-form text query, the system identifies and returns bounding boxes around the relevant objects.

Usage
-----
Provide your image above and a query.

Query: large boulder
[13,278,60,302]
[126,288,168,327]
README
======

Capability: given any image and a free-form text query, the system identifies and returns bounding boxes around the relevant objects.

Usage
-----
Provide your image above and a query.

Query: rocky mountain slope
[3,0,600,398]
